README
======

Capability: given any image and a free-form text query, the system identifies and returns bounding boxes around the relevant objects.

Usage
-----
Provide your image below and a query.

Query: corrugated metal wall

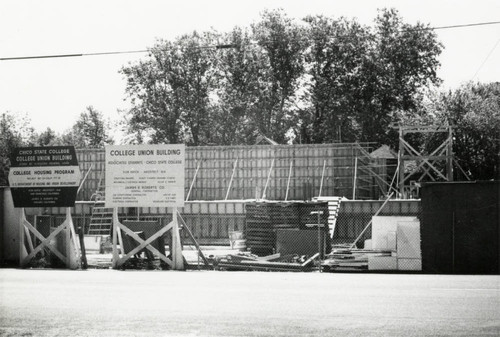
[76,143,383,202]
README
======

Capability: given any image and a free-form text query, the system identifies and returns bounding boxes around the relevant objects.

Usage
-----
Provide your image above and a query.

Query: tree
[211,26,269,144]
[251,9,307,143]
[35,127,64,146]
[300,9,442,146]
[301,15,370,143]
[121,31,219,145]
[63,106,113,148]
[360,9,442,145]
[428,82,500,180]
[120,8,442,146]
[0,112,35,185]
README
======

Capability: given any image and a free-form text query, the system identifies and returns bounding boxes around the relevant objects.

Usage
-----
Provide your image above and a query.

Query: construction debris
[321,248,393,272]
[213,252,320,272]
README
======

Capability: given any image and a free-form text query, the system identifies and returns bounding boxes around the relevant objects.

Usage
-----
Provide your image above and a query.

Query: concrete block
[368,256,398,270]
[397,221,421,259]
[84,235,102,253]
[398,258,422,271]
[372,216,418,250]
[387,231,397,250]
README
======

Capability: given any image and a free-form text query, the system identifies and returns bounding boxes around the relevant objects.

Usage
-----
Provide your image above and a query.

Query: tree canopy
[63,106,114,148]
[425,82,500,180]
[2,8,498,182]
[121,8,443,146]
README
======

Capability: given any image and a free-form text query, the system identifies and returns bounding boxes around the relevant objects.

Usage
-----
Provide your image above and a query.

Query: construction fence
[30,199,421,250]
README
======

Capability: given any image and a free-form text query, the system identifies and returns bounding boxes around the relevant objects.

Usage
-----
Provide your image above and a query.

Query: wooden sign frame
[111,208,185,270]
[19,207,80,269]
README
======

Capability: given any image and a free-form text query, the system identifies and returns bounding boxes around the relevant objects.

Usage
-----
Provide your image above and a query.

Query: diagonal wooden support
[112,208,185,270]
[20,208,79,269]
[401,139,448,181]
[170,208,185,270]
[177,213,210,266]
[22,220,67,266]
[116,222,173,267]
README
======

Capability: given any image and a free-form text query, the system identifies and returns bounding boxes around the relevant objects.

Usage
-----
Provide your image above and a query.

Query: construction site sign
[105,144,185,208]
[8,146,81,207]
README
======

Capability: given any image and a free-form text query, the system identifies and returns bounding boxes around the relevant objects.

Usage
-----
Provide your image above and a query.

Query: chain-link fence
[29,199,422,271]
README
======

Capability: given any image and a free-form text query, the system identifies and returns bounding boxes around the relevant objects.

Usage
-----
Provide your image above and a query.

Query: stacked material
[314,196,344,238]
[214,252,319,272]
[321,248,393,272]
[245,202,329,256]
[371,216,421,271]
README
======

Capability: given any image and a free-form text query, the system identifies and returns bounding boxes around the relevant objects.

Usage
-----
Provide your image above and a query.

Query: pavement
[0,268,499,336]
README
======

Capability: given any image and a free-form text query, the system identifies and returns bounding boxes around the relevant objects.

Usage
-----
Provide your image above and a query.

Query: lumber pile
[213,252,319,272]
[321,248,393,272]
[245,202,330,256]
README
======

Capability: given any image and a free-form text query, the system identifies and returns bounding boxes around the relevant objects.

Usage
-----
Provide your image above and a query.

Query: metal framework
[395,124,454,198]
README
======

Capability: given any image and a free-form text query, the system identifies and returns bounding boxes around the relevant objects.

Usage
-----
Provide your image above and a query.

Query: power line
[0,44,237,61]
[471,35,500,80]
[402,20,500,32]
[1,20,499,61]
[0,50,148,61]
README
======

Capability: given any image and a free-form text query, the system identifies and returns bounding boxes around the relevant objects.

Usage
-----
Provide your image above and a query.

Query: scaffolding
[394,124,454,198]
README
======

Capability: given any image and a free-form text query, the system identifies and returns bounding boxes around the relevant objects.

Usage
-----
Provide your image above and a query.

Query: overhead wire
[471,35,500,80]
[401,20,500,32]
[1,21,499,61]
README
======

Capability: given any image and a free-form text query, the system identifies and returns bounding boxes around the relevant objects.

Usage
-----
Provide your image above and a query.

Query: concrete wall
[2,188,21,264]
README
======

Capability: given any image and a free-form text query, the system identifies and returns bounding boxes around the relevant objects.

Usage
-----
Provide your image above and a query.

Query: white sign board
[9,166,80,189]
[105,144,185,208]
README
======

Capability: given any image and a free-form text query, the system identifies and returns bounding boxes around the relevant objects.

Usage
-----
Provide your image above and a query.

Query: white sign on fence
[105,144,185,208]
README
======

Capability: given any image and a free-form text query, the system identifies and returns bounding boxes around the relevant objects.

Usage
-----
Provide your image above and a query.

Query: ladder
[314,196,344,238]
[87,167,114,236]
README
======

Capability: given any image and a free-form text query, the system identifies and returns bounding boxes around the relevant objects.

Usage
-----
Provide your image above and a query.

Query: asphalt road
[0,269,499,337]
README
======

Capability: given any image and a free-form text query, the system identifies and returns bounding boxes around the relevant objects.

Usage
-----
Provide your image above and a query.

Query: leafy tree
[0,112,35,185]
[63,106,113,148]
[301,15,370,143]
[120,8,441,146]
[121,31,218,145]
[211,26,268,144]
[300,9,442,146]
[35,127,64,146]
[251,9,306,143]
[428,82,500,180]
[363,9,442,145]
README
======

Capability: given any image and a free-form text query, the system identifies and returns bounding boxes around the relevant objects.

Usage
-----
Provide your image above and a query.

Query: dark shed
[421,181,499,274]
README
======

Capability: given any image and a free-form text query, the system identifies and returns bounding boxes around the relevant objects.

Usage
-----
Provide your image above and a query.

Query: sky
[1,0,499,139]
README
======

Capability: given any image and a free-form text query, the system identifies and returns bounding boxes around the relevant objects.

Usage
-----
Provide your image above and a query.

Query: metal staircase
[87,168,114,236]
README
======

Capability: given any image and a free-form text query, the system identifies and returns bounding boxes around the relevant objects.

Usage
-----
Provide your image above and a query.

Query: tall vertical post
[65,211,71,269]
[447,125,454,181]
[225,158,238,200]
[398,126,405,198]
[171,208,185,270]
[262,158,274,199]
[352,157,358,200]
[19,208,26,266]
[112,208,119,269]
[318,160,326,198]
[285,161,293,201]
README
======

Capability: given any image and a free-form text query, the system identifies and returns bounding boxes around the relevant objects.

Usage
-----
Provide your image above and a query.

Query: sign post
[105,144,185,270]
[8,146,81,269]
